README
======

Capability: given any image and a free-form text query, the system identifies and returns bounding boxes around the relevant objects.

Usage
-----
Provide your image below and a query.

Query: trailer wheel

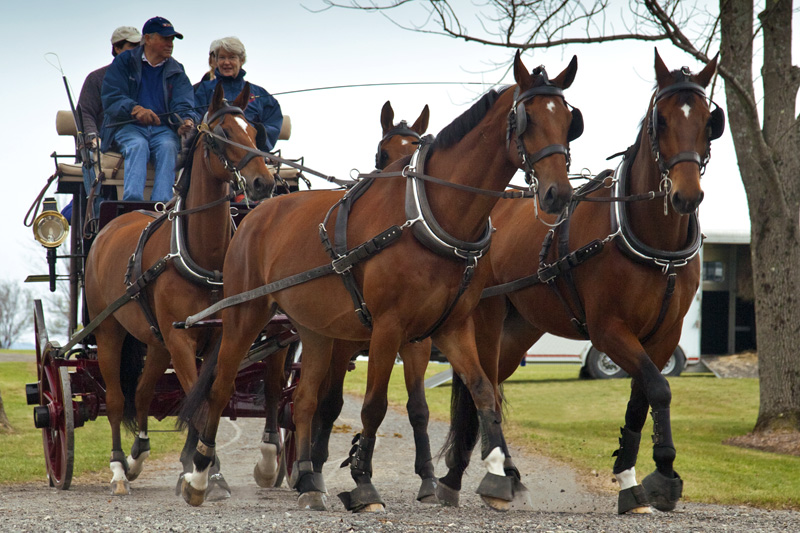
[34,300,74,490]
[583,346,687,379]
[585,347,628,379]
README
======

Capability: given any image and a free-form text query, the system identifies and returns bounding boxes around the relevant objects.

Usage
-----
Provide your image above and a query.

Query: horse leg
[126,343,171,483]
[600,327,682,514]
[180,308,266,507]
[433,317,517,512]
[289,327,334,511]
[309,340,359,477]
[254,344,290,488]
[398,340,438,504]
[338,325,402,513]
[640,336,684,512]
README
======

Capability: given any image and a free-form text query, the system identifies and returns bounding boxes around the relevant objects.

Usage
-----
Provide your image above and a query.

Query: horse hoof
[617,484,651,515]
[205,473,231,502]
[416,477,438,504]
[253,461,279,488]
[481,495,511,512]
[181,478,206,507]
[109,479,130,496]
[298,491,328,511]
[356,503,386,514]
[435,481,460,507]
[642,470,683,512]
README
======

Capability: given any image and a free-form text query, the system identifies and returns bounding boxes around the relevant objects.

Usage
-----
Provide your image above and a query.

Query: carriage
[24,104,305,491]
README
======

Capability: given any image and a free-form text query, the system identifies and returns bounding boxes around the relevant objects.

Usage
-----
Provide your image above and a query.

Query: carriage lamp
[33,197,69,248]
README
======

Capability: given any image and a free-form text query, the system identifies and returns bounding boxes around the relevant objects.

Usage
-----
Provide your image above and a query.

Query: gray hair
[211,36,246,64]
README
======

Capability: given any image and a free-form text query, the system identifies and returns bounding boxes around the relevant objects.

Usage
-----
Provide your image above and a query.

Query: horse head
[375,101,430,169]
[649,49,723,214]
[509,51,580,214]
[204,82,275,201]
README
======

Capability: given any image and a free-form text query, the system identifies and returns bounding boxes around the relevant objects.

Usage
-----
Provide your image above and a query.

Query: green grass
[0,357,186,485]
[341,361,800,510]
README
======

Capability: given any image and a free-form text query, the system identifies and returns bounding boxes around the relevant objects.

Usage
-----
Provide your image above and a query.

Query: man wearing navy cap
[101,16,199,202]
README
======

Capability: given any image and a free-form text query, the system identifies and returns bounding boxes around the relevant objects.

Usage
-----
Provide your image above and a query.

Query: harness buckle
[332,256,353,274]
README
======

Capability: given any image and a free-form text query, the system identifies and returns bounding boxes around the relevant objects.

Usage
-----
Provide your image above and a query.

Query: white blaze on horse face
[547,101,556,113]
[401,139,410,146]
[234,116,249,135]
[681,103,692,119]
[483,446,506,476]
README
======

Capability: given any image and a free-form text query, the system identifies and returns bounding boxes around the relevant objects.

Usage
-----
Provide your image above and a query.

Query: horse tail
[176,336,221,431]
[120,334,146,434]
[440,372,479,475]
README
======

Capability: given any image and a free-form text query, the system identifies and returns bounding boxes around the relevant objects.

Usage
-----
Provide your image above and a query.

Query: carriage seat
[55,110,298,197]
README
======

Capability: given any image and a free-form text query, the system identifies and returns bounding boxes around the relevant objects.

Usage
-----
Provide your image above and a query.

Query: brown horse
[179,51,579,512]
[252,100,431,490]
[439,50,724,514]
[84,83,273,496]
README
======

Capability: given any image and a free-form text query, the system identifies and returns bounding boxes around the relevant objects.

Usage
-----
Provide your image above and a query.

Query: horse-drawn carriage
[25,90,304,491]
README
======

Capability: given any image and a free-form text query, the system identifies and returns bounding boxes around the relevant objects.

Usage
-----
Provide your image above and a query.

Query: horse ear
[411,104,430,135]
[654,47,672,89]
[233,82,251,110]
[513,50,533,90]
[209,82,225,116]
[551,55,578,90]
[380,100,394,135]
[694,53,719,88]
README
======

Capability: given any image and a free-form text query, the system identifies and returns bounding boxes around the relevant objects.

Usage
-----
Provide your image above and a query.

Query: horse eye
[656,114,667,130]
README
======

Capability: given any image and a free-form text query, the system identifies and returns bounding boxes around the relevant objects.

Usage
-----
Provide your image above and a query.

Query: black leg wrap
[642,469,683,512]
[651,408,676,475]
[475,472,513,502]
[193,438,215,472]
[612,427,642,474]
[416,477,438,503]
[110,449,129,473]
[412,429,434,479]
[617,484,650,514]
[293,461,326,494]
[477,410,504,460]
[339,433,376,482]
[130,436,150,459]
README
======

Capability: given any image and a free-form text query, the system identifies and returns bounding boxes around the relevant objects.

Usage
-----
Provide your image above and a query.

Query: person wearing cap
[101,16,199,202]
[69,26,141,221]
[194,36,283,152]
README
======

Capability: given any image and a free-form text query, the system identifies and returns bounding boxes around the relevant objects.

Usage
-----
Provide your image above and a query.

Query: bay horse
[179,51,580,512]
[252,100,431,490]
[439,49,724,514]
[84,82,273,496]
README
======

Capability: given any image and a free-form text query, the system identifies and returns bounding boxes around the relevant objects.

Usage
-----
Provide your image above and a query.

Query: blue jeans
[114,124,179,202]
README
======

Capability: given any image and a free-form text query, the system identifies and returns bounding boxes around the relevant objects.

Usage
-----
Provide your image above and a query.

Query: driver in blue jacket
[194,36,283,152]
[101,16,199,202]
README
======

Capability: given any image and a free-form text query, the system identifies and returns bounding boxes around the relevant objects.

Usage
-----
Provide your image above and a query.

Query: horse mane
[431,85,512,151]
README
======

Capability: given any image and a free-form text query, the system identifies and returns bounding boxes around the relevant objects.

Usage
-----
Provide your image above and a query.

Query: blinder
[708,106,725,141]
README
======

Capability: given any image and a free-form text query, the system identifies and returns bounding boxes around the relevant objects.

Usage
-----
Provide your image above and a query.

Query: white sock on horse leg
[616,467,637,490]
[110,461,127,482]
[483,447,506,477]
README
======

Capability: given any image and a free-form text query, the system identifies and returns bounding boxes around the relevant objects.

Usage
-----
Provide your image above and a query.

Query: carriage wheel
[34,300,75,490]
[281,428,297,487]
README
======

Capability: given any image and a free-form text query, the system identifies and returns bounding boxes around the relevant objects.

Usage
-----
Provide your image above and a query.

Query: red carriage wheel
[33,300,74,490]
[281,428,296,486]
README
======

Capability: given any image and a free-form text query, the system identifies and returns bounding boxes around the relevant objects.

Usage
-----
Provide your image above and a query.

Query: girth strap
[639,265,678,345]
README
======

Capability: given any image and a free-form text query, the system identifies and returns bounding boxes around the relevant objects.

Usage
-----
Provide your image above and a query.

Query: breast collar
[403,136,493,260]
[169,195,224,288]
[609,147,703,270]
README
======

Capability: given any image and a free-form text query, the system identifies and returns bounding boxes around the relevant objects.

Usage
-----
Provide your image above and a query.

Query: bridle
[375,120,421,169]
[647,71,726,184]
[506,66,584,191]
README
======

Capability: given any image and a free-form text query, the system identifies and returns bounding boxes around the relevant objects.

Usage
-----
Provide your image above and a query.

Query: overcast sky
[4,1,788,329]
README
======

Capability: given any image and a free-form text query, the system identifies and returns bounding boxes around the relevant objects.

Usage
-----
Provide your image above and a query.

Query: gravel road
[2,392,799,532]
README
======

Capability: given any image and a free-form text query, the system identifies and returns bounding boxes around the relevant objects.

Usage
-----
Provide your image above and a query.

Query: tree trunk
[721,0,800,432]
[0,387,13,434]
